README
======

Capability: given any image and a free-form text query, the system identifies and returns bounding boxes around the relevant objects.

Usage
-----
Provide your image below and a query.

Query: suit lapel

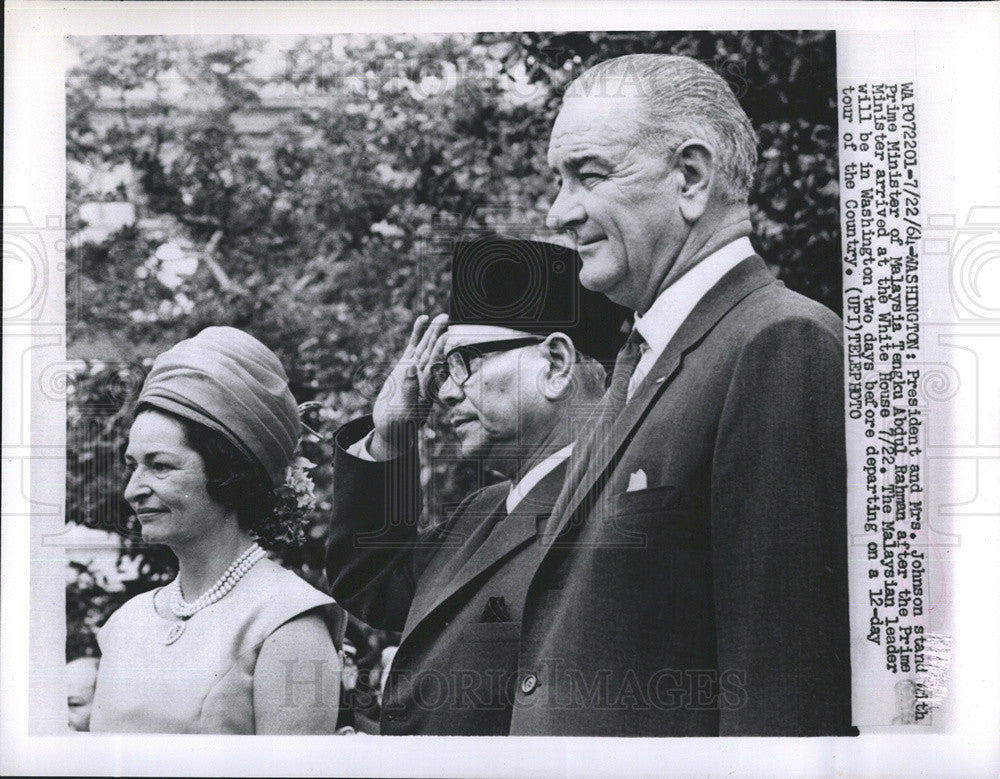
[545,256,777,545]
[405,460,567,635]
[405,483,508,630]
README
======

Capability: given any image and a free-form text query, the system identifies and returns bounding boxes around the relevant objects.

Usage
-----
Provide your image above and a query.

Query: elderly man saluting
[325,237,629,735]
[509,53,854,736]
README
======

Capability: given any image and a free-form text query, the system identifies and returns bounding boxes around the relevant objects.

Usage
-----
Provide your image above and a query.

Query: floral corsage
[257,454,318,548]
[255,403,323,549]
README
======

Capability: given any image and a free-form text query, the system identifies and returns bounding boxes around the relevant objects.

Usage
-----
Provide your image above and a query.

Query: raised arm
[325,315,448,631]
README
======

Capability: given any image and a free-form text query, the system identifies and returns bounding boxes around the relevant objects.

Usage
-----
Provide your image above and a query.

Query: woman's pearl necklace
[163,542,266,643]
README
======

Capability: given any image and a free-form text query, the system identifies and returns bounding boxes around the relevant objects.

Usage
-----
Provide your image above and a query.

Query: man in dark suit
[325,237,629,735]
[507,53,853,736]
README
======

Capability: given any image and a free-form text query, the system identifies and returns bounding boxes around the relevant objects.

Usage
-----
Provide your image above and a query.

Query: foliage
[65,32,840,660]
[494,30,842,310]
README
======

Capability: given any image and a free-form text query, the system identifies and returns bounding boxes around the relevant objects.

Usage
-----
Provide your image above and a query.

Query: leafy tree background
[65,31,840,662]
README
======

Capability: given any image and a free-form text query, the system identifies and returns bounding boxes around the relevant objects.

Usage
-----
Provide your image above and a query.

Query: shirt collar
[634,236,756,358]
[506,443,574,514]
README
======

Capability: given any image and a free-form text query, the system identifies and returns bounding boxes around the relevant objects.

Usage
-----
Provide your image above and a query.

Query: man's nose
[546,185,586,232]
[435,374,464,406]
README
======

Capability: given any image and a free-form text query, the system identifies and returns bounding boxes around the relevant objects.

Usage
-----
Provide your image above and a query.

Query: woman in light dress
[89,326,341,734]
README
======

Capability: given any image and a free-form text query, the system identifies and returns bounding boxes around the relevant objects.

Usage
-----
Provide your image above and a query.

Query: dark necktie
[604,326,646,416]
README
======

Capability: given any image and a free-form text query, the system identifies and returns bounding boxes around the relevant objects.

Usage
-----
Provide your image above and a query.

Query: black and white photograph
[3,2,998,777]
[60,28,852,737]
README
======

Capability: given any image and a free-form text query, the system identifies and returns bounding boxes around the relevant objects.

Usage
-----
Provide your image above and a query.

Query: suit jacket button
[521,673,538,695]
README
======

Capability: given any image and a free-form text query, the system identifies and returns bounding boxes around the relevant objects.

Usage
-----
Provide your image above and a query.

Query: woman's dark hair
[131,402,278,543]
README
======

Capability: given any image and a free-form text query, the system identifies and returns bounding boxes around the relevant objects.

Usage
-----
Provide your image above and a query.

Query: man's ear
[672,139,716,222]
[539,333,576,401]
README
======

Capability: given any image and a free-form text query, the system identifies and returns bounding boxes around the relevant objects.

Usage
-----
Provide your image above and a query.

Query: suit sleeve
[325,415,426,632]
[711,315,853,736]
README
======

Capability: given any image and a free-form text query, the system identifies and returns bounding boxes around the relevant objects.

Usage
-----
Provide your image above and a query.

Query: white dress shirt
[346,430,573,515]
[505,443,573,514]
[628,236,755,400]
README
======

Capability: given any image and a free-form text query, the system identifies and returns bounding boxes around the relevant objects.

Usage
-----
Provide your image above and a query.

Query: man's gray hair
[569,53,758,203]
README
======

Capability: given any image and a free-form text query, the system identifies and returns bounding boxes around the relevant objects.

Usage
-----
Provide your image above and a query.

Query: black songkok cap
[449,237,632,366]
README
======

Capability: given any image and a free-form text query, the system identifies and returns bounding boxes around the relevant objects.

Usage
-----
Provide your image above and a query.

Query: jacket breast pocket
[612,485,679,514]
[460,620,521,643]
[604,486,707,548]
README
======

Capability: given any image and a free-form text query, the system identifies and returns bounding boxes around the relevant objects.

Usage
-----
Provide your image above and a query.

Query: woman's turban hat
[136,327,300,486]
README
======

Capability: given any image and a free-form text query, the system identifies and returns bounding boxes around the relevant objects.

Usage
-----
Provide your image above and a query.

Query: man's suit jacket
[325,416,561,735]
[508,255,854,736]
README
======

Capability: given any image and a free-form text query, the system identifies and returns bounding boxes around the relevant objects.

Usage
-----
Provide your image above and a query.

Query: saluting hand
[370,313,448,459]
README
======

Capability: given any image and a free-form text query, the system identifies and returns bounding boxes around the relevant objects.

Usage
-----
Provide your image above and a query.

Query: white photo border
[3,1,999,776]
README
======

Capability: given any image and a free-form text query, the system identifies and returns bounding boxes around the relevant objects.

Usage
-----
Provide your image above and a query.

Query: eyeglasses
[428,337,544,397]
